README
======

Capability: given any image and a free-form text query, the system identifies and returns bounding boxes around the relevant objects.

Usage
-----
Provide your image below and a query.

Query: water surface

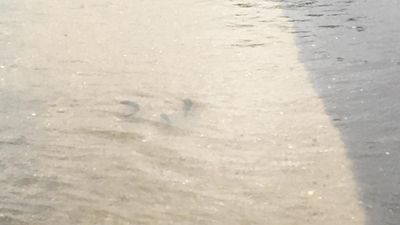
[282,0,400,224]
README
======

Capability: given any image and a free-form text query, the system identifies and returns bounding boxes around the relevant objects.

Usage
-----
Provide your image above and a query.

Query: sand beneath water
[0,0,364,224]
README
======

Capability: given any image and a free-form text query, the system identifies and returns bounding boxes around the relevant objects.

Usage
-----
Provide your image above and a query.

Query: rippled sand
[1,0,364,224]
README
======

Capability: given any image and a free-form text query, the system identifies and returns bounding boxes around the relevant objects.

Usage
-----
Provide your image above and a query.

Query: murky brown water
[0,0,375,224]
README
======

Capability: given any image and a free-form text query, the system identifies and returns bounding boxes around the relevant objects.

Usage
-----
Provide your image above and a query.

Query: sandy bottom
[0,0,364,224]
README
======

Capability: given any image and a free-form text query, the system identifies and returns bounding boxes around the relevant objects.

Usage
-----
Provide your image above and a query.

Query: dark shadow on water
[280,0,400,224]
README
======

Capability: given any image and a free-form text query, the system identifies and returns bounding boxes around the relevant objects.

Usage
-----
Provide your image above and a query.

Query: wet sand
[1,0,365,224]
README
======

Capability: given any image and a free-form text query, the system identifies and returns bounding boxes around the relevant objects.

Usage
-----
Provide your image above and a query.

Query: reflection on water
[281,0,400,224]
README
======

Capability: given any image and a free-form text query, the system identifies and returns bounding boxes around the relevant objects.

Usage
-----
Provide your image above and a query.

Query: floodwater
[0,0,396,225]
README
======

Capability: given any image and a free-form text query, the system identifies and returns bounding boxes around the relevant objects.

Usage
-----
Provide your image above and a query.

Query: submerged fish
[182,98,193,116]
[160,113,171,123]
[119,100,140,115]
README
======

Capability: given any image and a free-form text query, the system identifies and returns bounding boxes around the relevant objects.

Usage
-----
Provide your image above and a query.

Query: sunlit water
[2,0,397,224]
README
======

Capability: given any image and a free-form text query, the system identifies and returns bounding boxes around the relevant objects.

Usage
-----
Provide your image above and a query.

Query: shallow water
[0,0,385,224]
[281,0,400,224]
